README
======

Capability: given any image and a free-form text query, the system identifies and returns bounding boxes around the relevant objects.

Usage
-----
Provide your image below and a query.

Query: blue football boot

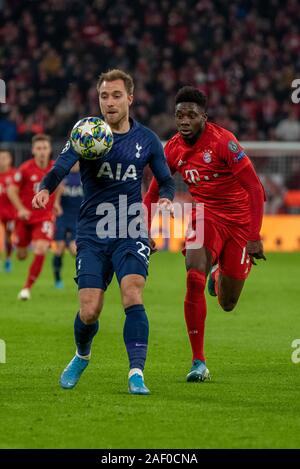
[55,280,64,289]
[128,373,150,395]
[186,360,211,382]
[4,259,12,273]
[60,355,89,389]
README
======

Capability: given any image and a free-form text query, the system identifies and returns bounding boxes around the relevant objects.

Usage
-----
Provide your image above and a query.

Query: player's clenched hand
[149,237,157,255]
[32,189,50,210]
[247,240,266,265]
[17,207,31,220]
[157,198,174,217]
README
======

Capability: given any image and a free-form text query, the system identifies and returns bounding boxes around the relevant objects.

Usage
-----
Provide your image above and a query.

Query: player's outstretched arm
[32,189,50,209]
[146,135,175,225]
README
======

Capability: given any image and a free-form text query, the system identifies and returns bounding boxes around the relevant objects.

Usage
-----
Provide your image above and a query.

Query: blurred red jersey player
[144,86,266,382]
[7,134,55,300]
[0,149,17,272]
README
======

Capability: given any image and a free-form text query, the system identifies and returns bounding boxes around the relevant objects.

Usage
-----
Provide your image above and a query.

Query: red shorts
[0,210,16,232]
[184,216,252,280]
[14,219,54,248]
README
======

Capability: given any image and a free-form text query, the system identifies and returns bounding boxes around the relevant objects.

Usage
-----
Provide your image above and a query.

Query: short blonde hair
[97,69,134,95]
[32,133,51,145]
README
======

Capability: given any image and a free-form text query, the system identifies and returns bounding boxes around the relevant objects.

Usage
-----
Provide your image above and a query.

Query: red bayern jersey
[0,168,17,220]
[13,158,55,223]
[164,122,254,227]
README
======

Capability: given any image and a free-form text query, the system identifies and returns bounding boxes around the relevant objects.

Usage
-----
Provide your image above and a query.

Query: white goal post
[241,141,300,157]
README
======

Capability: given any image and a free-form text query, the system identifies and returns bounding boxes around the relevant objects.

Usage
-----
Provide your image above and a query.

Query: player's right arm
[32,142,79,210]
[7,168,31,220]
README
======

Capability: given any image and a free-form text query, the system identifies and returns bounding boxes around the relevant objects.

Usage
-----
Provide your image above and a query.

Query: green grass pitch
[0,251,300,449]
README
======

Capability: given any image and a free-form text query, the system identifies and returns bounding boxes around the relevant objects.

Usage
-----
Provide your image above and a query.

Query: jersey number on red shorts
[42,221,53,238]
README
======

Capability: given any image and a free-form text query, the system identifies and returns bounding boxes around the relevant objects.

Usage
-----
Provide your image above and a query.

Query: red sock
[24,254,46,289]
[184,269,207,362]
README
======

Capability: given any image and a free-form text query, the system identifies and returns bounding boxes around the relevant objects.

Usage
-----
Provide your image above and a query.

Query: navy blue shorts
[75,237,150,290]
[54,216,77,243]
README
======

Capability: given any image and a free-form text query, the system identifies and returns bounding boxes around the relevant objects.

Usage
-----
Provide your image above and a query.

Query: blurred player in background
[7,134,55,300]
[0,149,16,273]
[53,161,83,289]
[144,86,266,382]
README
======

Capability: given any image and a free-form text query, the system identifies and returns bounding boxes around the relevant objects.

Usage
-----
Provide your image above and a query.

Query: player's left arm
[221,136,266,262]
[145,134,175,253]
[32,142,79,209]
[148,134,175,214]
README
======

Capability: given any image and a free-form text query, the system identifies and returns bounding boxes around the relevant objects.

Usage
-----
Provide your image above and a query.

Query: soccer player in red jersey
[144,86,266,381]
[0,149,17,273]
[7,134,55,300]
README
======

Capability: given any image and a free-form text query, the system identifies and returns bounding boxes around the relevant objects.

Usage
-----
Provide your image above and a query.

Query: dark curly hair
[175,86,208,111]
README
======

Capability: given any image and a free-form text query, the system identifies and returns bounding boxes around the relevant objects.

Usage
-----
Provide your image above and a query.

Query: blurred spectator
[0,106,17,142]
[259,174,286,214]
[0,0,299,141]
[275,107,300,141]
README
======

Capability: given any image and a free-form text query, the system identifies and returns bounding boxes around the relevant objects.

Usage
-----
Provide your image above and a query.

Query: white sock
[211,263,219,273]
[129,368,143,379]
[76,350,91,360]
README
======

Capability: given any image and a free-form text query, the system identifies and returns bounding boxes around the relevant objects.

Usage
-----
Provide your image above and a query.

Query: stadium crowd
[0,0,300,143]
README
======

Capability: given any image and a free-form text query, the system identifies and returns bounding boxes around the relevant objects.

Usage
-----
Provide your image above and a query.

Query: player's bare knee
[17,250,27,261]
[186,259,206,272]
[55,246,65,257]
[185,247,212,275]
[80,304,100,324]
[79,289,104,323]
[80,293,103,323]
[122,286,142,308]
[120,275,145,308]
[121,279,144,308]
[33,240,49,256]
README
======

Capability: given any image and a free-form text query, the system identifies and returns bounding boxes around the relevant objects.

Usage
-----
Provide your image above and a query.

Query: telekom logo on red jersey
[185,169,200,185]
[185,169,220,185]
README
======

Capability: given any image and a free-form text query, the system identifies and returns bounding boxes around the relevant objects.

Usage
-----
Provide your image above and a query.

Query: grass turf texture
[0,251,299,449]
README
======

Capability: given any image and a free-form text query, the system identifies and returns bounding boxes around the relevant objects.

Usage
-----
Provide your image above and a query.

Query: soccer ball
[70,116,113,160]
